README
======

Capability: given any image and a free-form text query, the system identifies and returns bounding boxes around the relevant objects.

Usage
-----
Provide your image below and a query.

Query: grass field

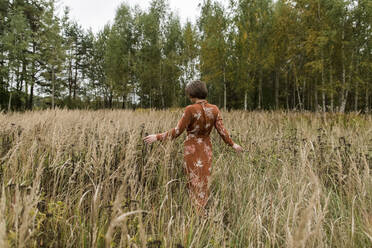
[0,109,371,247]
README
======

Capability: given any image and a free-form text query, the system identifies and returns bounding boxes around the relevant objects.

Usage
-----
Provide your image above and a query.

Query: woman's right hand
[233,143,244,153]
[143,134,157,145]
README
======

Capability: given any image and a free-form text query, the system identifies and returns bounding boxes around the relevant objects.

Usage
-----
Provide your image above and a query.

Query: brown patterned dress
[156,100,235,208]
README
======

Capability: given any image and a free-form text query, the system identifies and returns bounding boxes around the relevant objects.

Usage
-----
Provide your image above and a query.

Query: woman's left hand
[233,143,244,153]
[143,134,157,145]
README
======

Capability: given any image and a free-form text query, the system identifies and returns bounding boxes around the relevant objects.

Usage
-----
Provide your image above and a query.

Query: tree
[105,3,134,108]
[232,0,274,110]
[37,0,65,109]
[87,25,111,108]
[162,13,184,107]
[181,21,199,106]
[3,6,30,110]
[0,0,10,108]
[199,0,230,109]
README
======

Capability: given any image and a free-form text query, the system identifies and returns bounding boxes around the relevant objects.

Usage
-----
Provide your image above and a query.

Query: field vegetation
[0,109,371,247]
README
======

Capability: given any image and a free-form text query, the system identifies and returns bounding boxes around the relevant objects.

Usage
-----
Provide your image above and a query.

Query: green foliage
[0,0,371,112]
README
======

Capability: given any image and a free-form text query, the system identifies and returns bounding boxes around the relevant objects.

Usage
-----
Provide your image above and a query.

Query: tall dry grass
[0,109,371,247]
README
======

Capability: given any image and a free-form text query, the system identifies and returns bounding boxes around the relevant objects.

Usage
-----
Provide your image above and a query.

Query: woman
[143,80,243,214]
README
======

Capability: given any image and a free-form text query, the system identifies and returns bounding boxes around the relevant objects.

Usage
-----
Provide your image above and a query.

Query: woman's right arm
[156,106,192,141]
[143,106,192,144]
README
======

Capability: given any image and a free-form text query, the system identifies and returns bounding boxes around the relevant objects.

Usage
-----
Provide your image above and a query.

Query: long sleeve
[156,106,192,141]
[214,108,234,146]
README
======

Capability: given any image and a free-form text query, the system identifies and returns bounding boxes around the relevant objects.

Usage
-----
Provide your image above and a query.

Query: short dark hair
[185,80,208,99]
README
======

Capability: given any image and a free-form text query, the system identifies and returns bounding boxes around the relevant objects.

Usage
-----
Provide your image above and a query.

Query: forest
[1,1,372,247]
[0,0,371,112]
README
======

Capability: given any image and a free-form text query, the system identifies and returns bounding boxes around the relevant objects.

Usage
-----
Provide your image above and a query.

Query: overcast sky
[58,0,226,33]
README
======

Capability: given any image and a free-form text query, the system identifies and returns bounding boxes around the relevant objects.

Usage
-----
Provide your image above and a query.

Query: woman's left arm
[214,108,244,153]
[143,106,192,144]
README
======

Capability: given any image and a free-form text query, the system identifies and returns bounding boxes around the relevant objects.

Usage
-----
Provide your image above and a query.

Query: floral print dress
[156,100,235,208]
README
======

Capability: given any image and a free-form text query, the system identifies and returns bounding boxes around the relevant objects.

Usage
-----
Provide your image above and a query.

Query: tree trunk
[354,81,358,112]
[341,49,354,113]
[29,81,34,110]
[275,69,279,110]
[307,79,312,110]
[133,85,136,110]
[223,68,226,111]
[68,57,73,99]
[314,81,318,112]
[293,78,296,110]
[354,55,359,112]
[321,52,326,112]
[52,66,55,109]
[160,61,164,109]
[295,71,302,110]
[339,28,348,113]
[258,68,263,110]
[73,63,78,100]
[330,64,334,112]
[23,61,28,107]
[367,56,371,113]
[340,90,349,113]
[28,43,36,110]
[244,90,247,111]
[160,84,164,109]
[149,91,152,109]
[365,88,369,113]
[224,83,227,111]
[8,92,12,112]
[0,53,3,87]
[109,92,113,109]
[16,67,21,91]
[122,94,126,109]
[285,71,289,110]
[8,70,13,111]
[303,79,307,110]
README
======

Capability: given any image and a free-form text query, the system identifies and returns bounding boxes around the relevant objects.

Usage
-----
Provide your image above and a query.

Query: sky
[58,0,213,33]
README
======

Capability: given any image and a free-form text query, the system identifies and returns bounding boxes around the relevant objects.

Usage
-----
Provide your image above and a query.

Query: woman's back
[184,101,218,137]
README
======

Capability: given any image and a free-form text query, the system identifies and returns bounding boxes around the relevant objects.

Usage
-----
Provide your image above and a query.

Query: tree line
[0,0,371,112]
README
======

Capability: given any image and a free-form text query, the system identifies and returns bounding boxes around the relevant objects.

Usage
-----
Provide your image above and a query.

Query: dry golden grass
[0,109,371,247]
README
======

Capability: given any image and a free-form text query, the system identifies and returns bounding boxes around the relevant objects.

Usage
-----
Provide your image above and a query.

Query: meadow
[0,109,371,247]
